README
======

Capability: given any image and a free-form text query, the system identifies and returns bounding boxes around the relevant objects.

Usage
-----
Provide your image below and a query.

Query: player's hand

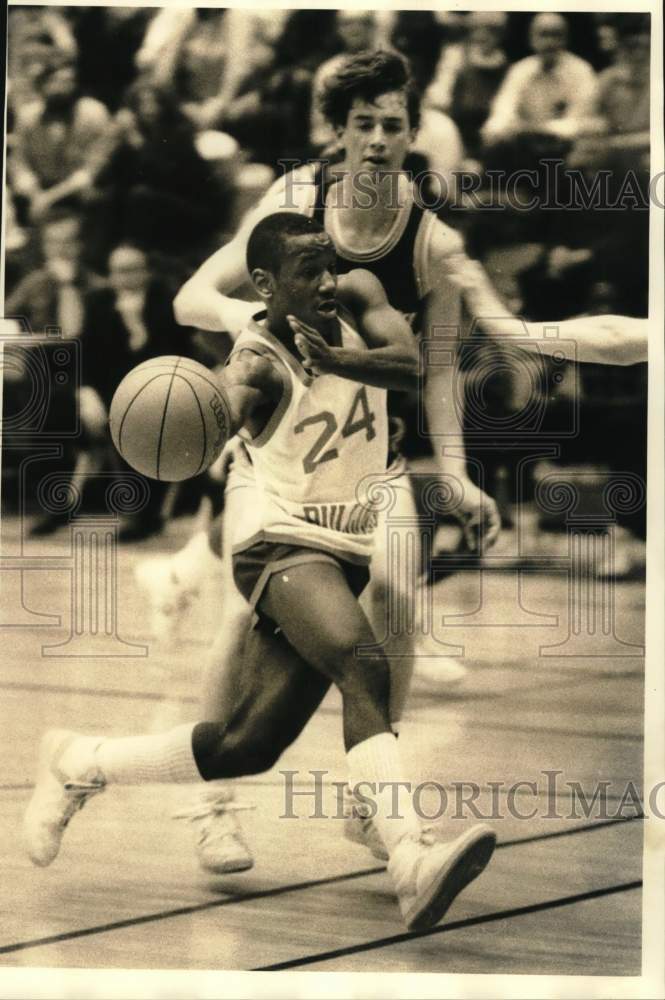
[455,477,501,554]
[207,437,238,483]
[287,315,334,376]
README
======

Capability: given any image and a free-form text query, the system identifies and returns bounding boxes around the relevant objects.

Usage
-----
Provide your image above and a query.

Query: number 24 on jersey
[294,386,377,474]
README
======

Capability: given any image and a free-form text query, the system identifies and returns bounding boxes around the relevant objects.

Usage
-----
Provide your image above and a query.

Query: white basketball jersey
[230,311,388,563]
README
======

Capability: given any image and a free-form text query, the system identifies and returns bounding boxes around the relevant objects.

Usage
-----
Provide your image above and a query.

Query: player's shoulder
[338,268,387,309]
[424,216,465,263]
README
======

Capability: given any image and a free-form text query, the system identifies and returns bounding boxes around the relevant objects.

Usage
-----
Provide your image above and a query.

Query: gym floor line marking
[0,651,643,708]
[415,669,638,711]
[0,681,341,719]
[498,813,643,847]
[463,717,642,743]
[0,865,385,955]
[0,680,199,705]
[0,816,641,954]
[254,880,643,971]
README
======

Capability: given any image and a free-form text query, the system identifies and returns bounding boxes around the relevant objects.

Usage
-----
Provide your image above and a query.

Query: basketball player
[135,51,501,873]
[24,213,497,933]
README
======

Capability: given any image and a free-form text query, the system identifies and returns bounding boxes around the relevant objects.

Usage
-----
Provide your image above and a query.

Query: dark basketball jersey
[311,165,433,335]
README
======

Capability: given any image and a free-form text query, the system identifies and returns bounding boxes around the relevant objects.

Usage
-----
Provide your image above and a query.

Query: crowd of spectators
[3,8,650,541]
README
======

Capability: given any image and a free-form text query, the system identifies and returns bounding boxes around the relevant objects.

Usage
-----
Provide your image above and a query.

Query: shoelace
[173,797,256,848]
[60,780,105,827]
[172,798,256,823]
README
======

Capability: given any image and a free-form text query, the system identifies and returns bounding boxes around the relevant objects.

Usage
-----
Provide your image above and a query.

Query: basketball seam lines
[185,375,207,478]
[117,373,170,461]
[156,358,180,481]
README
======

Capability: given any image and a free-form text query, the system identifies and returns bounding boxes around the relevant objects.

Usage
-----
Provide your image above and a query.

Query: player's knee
[231,730,284,774]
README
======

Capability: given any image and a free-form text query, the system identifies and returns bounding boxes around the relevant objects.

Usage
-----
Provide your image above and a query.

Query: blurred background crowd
[2,7,650,557]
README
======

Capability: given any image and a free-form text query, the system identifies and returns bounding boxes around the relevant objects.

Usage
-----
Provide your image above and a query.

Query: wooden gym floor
[0,514,644,975]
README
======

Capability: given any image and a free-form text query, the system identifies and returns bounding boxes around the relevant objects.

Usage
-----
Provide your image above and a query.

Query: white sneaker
[134,556,199,648]
[388,824,496,931]
[23,729,105,867]
[174,785,255,874]
[342,785,389,861]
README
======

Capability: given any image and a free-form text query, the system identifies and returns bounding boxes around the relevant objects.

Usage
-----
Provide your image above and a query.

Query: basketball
[109,356,232,481]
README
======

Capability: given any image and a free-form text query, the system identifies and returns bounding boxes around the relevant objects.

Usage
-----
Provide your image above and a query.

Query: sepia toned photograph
[0,2,662,996]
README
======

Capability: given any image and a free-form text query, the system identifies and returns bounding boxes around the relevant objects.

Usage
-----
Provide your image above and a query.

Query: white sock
[347,732,421,855]
[61,723,203,785]
[172,531,222,590]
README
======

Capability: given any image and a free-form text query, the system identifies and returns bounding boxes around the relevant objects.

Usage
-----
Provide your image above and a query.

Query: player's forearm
[525,316,647,366]
[214,373,257,436]
[324,346,418,391]
[174,283,257,336]
[425,360,468,480]
[173,240,251,333]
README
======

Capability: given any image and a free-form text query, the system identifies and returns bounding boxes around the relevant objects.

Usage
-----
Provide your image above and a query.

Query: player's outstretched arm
[423,227,501,552]
[448,256,647,366]
[288,269,418,391]
[173,232,257,336]
[215,351,284,439]
[174,167,316,335]
[531,315,647,366]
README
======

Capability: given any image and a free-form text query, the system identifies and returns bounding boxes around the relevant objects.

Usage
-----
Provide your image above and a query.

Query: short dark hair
[246,212,327,275]
[320,49,421,132]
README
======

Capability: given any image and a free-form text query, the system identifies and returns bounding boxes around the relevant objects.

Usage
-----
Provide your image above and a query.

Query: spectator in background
[72,7,154,112]
[6,6,76,112]
[481,13,598,169]
[426,12,509,161]
[135,8,284,131]
[595,17,650,143]
[30,244,201,540]
[591,15,621,70]
[5,214,99,340]
[219,9,339,167]
[93,79,229,271]
[9,54,113,225]
[390,12,445,95]
[310,11,376,151]
[3,214,104,536]
[569,16,650,316]
[390,15,465,202]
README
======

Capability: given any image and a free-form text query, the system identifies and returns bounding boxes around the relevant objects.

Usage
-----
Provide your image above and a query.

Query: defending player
[24,213,496,933]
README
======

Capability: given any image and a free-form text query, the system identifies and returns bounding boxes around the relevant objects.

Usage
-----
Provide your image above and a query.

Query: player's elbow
[173,280,197,327]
